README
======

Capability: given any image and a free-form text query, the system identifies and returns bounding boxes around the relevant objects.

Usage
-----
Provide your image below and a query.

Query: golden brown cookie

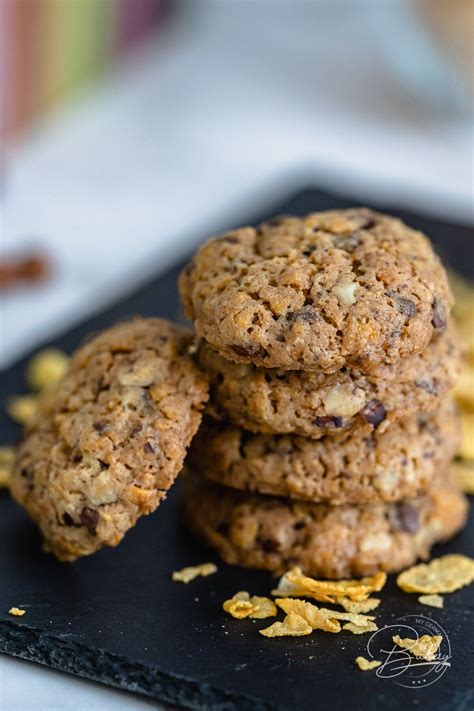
[180,209,453,372]
[199,323,461,437]
[189,401,460,504]
[10,318,209,561]
[183,471,468,579]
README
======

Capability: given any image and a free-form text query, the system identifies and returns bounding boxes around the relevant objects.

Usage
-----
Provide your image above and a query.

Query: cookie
[180,209,453,372]
[182,471,468,578]
[199,323,461,437]
[189,400,460,504]
[10,318,209,561]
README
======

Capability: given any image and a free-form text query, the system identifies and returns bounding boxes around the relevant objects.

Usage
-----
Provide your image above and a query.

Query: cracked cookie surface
[180,209,453,372]
[183,470,467,578]
[199,324,461,437]
[10,318,209,561]
[189,400,460,504]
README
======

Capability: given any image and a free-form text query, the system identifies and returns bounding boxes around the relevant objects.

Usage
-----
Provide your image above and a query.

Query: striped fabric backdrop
[1,0,169,142]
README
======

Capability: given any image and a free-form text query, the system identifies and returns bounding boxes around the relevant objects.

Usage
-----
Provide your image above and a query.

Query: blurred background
[0,0,473,369]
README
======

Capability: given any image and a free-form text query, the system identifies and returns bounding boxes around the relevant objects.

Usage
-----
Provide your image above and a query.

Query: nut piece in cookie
[10,318,209,561]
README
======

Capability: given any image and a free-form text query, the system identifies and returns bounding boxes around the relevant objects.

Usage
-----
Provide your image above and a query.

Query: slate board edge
[0,620,274,711]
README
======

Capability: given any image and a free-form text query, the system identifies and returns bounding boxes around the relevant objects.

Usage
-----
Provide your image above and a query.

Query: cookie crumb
[9,607,25,617]
[172,562,217,583]
[355,656,381,671]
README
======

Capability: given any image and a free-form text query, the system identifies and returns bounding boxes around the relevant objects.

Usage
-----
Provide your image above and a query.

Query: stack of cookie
[179,209,469,579]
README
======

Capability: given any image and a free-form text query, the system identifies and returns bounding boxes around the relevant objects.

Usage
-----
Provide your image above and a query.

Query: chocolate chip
[396,297,417,318]
[286,308,319,324]
[262,538,279,553]
[394,503,420,533]
[72,451,83,463]
[358,216,376,229]
[144,441,154,454]
[431,299,446,331]
[93,421,106,432]
[62,512,74,527]
[80,507,99,536]
[231,344,267,359]
[302,244,316,256]
[360,399,386,428]
[129,424,143,437]
[20,468,30,479]
[415,379,438,395]
[217,522,229,536]
[313,415,344,429]
[293,521,306,531]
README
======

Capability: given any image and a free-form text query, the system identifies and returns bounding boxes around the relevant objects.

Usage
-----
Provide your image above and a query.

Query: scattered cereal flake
[319,609,376,627]
[172,562,217,583]
[452,367,474,412]
[26,348,69,391]
[355,656,382,671]
[418,593,444,609]
[0,447,15,488]
[7,395,38,426]
[397,554,474,594]
[223,592,277,620]
[343,621,378,635]
[451,459,474,495]
[9,607,25,617]
[338,597,381,614]
[247,595,278,619]
[260,612,313,638]
[272,567,386,603]
[275,598,341,633]
[393,634,442,662]
[460,413,474,460]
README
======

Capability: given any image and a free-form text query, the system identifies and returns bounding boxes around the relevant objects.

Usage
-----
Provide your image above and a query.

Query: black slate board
[1,187,473,711]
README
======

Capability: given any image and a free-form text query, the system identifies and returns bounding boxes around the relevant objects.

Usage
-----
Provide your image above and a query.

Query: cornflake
[275,598,341,633]
[397,554,474,594]
[223,592,277,620]
[355,656,382,671]
[272,567,386,604]
[26,348,69,391]
[451,460,474,495]
[7,395,38,426]
[393,634,442,662]
[260,612,312,638]
[0,447,15,488]
[9,607,25,617]
[344,621,378,635]
[418,593,444,609]
[338,597,381,613]
[172,562,217,583]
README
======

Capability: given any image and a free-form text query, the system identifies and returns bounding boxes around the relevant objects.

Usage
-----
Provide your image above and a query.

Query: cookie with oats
[180,209,453,372]
[189,401,460,504]
[198,323,461,437]
[10,318,209,561]
[182,470,467,579]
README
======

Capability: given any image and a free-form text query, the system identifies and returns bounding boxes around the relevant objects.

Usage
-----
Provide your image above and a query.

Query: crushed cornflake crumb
[272,567,386,604]
[223,591,277,619]
[0,447,15,488]
[9,607,25,617]
[172,562,217,583]
[338,597,381,613]
[7,395,38,426]
[343,621,378,635]
[259,612,312,638]
[418,593,444,609]
[392,634,442,662]
[26,348,69,391]
[397,554,474,594]
[355,656,382,671]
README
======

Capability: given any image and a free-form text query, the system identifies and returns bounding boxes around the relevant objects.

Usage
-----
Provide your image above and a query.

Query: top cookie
[180,209,453,371]
[10,318,209,561]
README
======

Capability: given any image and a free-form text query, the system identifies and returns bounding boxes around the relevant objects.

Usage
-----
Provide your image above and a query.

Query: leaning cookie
[182,471,468,579]
[189,401,460,504]
[180,209,453,372]
[10,318,209,561]
[199,323,461,437]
